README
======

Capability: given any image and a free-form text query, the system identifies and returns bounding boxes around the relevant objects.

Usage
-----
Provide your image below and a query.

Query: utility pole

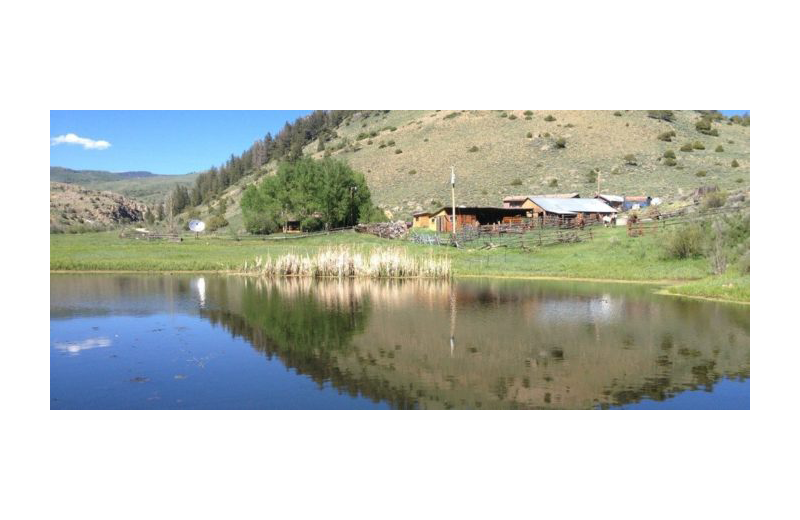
[596,169,601,196]
[451,166,457,236]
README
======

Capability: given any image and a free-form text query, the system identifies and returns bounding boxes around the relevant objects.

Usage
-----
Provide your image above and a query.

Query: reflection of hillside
[201,277,750,410]
[50,274,199,319]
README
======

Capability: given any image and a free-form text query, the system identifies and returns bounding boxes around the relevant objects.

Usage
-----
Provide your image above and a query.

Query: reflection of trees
[201,277,749,410]
[201,278,424,409]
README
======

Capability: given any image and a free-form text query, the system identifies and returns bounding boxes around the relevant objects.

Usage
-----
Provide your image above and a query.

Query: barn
[430,206,530,233]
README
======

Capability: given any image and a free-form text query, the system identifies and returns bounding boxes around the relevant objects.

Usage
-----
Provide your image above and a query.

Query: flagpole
[451,166,456,236]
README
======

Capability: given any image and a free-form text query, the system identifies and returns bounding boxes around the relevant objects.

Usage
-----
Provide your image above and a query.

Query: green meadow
[50,226,748,303]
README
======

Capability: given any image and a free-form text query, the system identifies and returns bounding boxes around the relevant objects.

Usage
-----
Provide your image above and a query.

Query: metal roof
[530,197,617,215]
[597,194,624,203]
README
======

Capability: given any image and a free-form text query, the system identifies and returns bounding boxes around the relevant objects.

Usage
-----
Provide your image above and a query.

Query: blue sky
[50,110,312,175]
[51,110,749,176]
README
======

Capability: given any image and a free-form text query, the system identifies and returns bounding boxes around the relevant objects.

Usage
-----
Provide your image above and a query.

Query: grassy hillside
[187,110,749,227]
[50,182,148,233]
[50,166,200,205]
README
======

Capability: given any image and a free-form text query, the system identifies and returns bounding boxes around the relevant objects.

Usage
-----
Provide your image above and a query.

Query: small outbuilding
[412,211,434,230]
[622,195,652,211]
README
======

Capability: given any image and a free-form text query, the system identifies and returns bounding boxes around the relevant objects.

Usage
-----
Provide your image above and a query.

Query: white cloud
[50,133,111,150]
[53,337,112,355]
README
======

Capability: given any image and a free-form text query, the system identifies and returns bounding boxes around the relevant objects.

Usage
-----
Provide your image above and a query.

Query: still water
[50,274,750,410]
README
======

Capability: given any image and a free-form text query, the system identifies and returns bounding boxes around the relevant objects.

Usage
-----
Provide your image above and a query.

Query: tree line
[173,110,386,209]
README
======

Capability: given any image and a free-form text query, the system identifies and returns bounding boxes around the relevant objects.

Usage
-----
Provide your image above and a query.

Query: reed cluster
[242,247,450,279]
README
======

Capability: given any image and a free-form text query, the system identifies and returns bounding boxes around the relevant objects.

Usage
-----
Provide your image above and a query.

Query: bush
[658,130,676,142]
[408,169,416,175]
[663,157,677,167]
[508,114,517,120]
[611,167,621,175]
[680,143,694,152]
[715,145,724,152]
[207,214,229,232]
[444,112,460,119]
[663,150,676,159]
[387,140,395,146]
[695,118,712,134]
[510,178,523,186]
[544,114,556,122]
[662,224,704,259]
[692,141,705,150]
[394,149,403,154]
[613,111,622,116]
[548,179,558,187]
[523,110,533,116]
[555,137,566,148]
[526,132,533,138]
[586,169,598,184]
[624,154,637,166]
[731,159,739,167]
[703,191,726,209]
[696,170,707,177]
[468,145,479,152]
[499,112,508,118]
[736,177,744,183]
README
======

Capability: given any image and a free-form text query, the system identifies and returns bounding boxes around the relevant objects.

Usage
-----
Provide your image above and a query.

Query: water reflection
[50,274,750,409]
[52,336,112,355]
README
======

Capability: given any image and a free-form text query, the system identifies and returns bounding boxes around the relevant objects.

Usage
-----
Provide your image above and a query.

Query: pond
[50,274,750,410]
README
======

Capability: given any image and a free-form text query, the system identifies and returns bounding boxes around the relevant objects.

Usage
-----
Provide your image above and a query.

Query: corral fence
[408,201,749,250]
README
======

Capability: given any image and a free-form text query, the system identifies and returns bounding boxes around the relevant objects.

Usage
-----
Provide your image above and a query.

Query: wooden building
[430,206,530,233]
[412,211,434,230]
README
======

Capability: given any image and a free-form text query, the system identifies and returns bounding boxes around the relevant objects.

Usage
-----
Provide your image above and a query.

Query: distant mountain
[50,166,201,205]
[50,166,155,182]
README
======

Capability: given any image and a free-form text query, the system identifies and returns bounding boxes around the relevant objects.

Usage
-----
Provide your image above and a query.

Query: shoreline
[50,268,748,304]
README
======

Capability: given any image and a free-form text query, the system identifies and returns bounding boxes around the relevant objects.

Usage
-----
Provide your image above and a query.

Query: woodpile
[354,221,409,239]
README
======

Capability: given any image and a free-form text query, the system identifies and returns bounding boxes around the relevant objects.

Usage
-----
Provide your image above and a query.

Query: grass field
[50,227,749,302]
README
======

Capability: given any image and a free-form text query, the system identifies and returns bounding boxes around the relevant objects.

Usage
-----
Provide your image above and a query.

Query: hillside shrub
[508,114,517,120]
[731,159,739,167]
[736,177,744,183]
[394,149,403,154]
[696,171,707,177]
[544,114,556,122]
[663,157,677,167]
[444,112,460,119]
[499,112,508,118]
[387,140,395,146]
[613,111,622,116]
[510,178,523,186]
[555,137,566,148]
[612,167,621,174]
[624,154,637,166]
[658,130,676,142]
[468,145,479,152]
[680,143,694,152]
[523,110,533,116]
[663,149,676,159]
[715,145,724,152]
[693,141,705,150]
[662,224,704,259]
[378,142,386,149]
[526,132,533,138]
[586,169,598,184]
[548,179,558,187]
[408,170,417,175]
[703,191,726,209]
